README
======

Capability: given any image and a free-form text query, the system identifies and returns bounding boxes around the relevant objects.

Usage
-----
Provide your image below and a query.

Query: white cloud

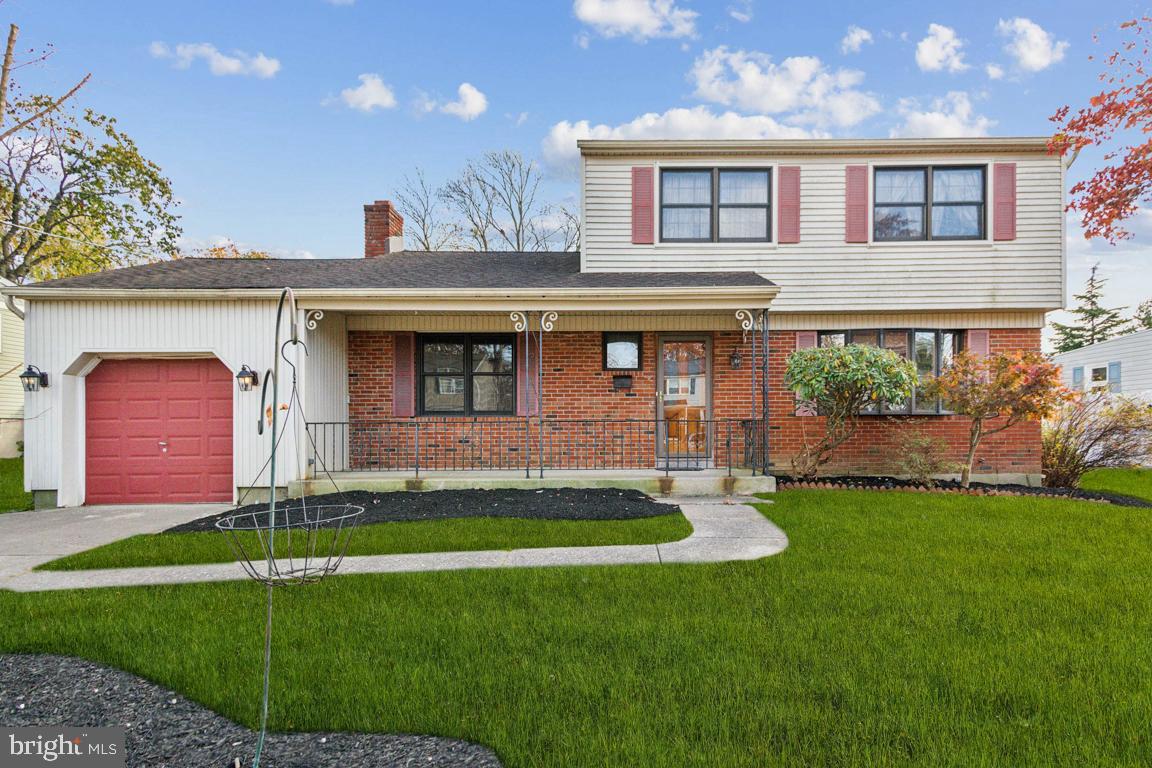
[889,91,994,138]
[415,83,490,121]
[543,106,812,170]
[996,17,1068,72]
[440,83,488,121]
[149,41,280,78]
[915,24,968,73]
[573,0,697,41]
[841,26,873,54]
[339,74,397,112]
[985,63,1005,80]
[689,46,881,129]
[510,111,530,126]
[728,1,753,23]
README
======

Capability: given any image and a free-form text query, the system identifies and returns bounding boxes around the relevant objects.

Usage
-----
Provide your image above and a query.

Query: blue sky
[9,0,1151,315]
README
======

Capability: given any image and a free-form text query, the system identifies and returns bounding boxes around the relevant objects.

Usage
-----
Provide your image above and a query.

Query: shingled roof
[22,252,775,291]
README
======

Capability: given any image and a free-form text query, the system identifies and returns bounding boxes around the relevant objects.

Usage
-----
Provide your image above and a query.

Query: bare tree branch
[395,169,459,250]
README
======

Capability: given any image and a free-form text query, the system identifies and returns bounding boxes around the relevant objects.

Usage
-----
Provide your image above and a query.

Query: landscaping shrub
[1043,391,1152,488]
[785,344,916,479]
[893,425,957,487]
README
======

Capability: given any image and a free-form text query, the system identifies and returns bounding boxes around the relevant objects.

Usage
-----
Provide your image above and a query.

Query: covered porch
[296,283,778,495]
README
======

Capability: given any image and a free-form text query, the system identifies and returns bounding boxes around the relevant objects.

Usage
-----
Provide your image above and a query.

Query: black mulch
[0,654,502,768]
[774,474,1152,508]
[166,488,679,533]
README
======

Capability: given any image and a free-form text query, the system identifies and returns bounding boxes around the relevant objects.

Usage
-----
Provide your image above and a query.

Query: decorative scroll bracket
[305,310,325,330]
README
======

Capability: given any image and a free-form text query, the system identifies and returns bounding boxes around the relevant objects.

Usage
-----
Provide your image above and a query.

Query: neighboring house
[0,278,24,458]
[1053,328,1152,399]
[3,137,1064,508]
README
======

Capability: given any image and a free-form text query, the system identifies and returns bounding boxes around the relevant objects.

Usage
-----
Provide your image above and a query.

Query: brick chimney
[364,200,404,257]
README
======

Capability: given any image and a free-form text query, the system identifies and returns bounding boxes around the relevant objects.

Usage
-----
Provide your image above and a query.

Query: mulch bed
[166,488,679,533]
[0,654,502,768]
[775,474,1152,508]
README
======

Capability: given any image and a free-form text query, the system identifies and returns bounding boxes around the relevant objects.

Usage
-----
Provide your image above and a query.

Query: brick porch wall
[344,327,1042,477]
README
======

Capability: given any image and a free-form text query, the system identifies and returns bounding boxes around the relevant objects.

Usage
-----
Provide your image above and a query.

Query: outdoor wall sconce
[236,365,260,392]
[729,350,743,369]
[19,365,48,392]
[613,374,634,390]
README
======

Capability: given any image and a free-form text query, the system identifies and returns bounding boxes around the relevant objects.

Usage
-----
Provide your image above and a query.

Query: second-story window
[873,166,985,242]
[660,168,772,242]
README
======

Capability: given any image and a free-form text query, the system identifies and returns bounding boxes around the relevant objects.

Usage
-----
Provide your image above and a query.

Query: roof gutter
[577,137,1053,158]
[1,284,781,312]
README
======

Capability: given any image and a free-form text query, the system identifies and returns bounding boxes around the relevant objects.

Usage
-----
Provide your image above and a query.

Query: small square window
[604,332,642,371]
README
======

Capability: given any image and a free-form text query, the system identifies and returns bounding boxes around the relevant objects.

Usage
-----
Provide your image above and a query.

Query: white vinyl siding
[582,153,1064,312]
[0,298,24,421]
[1053,329,1152,398]
[21,299,347,505]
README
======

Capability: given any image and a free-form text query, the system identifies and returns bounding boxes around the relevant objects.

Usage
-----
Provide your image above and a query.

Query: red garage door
[85,358,233,504]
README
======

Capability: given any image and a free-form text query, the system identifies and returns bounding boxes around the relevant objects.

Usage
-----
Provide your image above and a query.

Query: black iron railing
[306,418,767,477]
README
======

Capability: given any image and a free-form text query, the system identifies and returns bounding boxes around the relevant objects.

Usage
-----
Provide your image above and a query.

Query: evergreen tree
[1050,264,1129,352]
[1130,298,1152,331]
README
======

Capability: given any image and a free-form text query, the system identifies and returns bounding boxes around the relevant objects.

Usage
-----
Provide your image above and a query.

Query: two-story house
[4,137,1064,507]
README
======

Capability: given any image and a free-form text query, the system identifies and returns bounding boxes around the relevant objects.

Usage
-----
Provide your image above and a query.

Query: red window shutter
[794,332,818,416]
[777,166,801,243]
[516,334,538,416]
[992,162,1017,241]
[967,329,990,358]
[392,332,415,418]
[631,166,655,244]
[844,165,869,243]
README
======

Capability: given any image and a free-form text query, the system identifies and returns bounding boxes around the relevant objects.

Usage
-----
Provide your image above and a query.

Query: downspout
[4,294,23,320]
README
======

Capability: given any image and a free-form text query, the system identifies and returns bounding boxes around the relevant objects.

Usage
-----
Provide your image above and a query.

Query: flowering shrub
[784,344,917,478]
[1043,391,1152,488]
[922,351,1070,487]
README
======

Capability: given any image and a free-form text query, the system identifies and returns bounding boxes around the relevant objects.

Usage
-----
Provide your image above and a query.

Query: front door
[657,337,710,463]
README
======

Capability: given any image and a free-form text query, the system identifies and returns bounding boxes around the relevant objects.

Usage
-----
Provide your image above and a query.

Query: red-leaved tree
[923,352,1070,487]
[1050,16,1152,243]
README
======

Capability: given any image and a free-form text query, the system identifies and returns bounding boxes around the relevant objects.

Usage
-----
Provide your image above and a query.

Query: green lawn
[0,456,32,513]
[1080,467,1152,501]
[39,513,693,570]
[3,483,1151,766]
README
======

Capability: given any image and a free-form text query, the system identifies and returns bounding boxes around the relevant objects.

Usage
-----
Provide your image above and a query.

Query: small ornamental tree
[784,344,917,478]
[923,351,1070,487]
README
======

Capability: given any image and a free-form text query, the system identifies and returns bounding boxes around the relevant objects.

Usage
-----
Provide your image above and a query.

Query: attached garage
[85,358,233,504]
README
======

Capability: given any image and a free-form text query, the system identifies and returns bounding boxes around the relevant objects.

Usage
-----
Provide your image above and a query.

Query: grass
[38,513,693,571]
[3,482,1152,766]
[0,456,32,513]
[1080,467,1152,502]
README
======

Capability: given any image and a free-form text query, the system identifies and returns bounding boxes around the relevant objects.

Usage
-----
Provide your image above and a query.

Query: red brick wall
[344,327,1042,477]
[766,327,1043,477]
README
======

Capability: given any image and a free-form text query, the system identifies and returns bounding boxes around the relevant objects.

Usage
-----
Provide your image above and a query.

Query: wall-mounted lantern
[729,349,743,369]
[19,365,48,392]
[236,365,260,392]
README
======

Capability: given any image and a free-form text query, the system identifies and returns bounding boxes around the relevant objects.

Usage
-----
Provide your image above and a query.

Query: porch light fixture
[236,365,259,392]
[729,350,743,369]
[19,365,48,392]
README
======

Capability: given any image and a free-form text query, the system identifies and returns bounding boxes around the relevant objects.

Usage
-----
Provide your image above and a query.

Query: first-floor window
[419,334,515,415]
[817,329,963,414]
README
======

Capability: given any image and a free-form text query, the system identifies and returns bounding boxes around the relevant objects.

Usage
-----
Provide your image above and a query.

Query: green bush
[785,344,916,478]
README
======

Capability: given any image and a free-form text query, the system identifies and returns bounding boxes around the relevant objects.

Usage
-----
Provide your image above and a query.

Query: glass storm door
[658,338,710,460]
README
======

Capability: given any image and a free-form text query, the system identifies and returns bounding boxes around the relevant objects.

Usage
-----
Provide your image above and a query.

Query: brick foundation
[342,327,1042,478]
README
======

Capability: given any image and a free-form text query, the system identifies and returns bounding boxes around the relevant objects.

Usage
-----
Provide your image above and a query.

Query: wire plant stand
[217,287,362,768]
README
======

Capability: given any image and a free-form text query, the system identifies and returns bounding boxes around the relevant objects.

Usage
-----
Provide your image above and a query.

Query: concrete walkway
[0,503,230,581]
[0,499,788,593]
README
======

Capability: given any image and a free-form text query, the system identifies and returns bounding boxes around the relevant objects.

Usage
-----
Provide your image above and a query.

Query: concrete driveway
[0,504,229,584]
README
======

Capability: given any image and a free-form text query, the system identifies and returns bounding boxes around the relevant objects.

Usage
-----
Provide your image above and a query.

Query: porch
[296,295,777,496]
